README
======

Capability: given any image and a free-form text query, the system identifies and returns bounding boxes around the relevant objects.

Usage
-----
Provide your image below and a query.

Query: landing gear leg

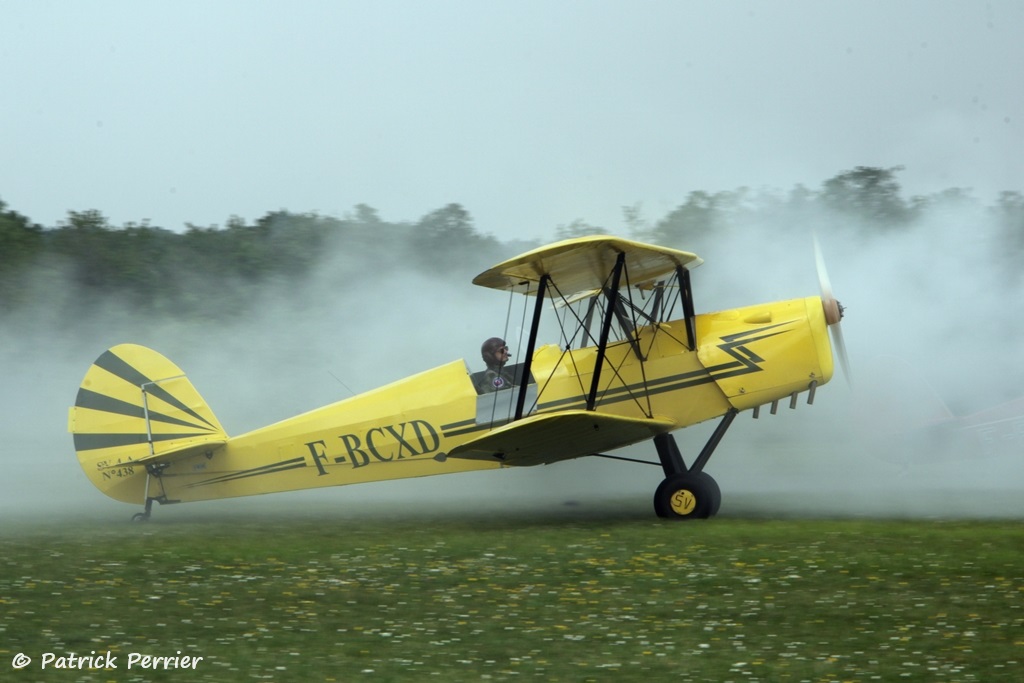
[132,462,170,522]
[652,409,736,520]
[131,497,154,522]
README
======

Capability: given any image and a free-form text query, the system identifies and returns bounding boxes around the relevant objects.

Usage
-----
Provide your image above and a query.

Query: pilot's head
[481,337,509,369]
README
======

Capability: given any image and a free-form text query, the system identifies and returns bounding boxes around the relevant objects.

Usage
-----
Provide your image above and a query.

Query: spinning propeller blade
[814,234,852,386]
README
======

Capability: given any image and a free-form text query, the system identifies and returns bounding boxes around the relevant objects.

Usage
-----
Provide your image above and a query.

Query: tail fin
[68,344,228,504]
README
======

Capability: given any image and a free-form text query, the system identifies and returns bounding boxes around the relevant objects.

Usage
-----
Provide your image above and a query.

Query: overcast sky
[2,1,1021,239]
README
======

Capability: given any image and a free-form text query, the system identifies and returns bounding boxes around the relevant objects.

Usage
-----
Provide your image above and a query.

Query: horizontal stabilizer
[94,436,228,470]
[448,410,674,466]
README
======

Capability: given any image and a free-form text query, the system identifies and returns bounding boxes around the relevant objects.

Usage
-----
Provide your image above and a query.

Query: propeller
[814,234,852,386]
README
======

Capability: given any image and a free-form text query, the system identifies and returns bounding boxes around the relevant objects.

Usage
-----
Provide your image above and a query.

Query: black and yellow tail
[68,344,228,504]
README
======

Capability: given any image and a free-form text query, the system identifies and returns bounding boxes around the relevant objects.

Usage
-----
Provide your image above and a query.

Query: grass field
[1,505,1021,682]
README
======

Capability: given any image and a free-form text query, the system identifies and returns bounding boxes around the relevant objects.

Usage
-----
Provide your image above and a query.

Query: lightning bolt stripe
[704,323,792,379]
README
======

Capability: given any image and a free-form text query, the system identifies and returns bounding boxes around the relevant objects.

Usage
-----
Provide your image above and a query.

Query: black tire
[653,473,713,520]
[698,471,722,517]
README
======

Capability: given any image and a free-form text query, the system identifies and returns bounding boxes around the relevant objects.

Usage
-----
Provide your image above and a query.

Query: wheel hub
[670,488,697,515]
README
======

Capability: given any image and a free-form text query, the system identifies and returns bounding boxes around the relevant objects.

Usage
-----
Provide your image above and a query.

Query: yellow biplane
[69,235,848,521]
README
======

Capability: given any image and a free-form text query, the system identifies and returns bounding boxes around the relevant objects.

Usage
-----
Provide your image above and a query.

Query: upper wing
[472,235,702,295]
[447,410,675,466]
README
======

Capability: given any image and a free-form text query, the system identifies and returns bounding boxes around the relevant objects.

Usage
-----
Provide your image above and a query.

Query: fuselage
[139,295,832,505]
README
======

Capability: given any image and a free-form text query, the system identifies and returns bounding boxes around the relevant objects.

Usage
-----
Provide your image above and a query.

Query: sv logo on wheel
[670,489,696,514]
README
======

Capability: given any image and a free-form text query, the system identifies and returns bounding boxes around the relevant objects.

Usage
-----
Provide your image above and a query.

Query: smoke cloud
[3,199,1021,524]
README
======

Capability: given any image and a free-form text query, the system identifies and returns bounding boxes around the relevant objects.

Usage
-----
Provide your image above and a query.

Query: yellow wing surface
[448,411,675,466]
[472,235,702,295]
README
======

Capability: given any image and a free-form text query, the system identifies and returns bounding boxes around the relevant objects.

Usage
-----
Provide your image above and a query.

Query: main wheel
[698,471,722,517]
[654,473,715,520]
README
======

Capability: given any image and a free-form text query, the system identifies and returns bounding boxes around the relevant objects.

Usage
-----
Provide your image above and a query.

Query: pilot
[477,337,516,393]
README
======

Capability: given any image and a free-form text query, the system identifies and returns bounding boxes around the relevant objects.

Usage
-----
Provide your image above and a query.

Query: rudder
[68,344,228,504]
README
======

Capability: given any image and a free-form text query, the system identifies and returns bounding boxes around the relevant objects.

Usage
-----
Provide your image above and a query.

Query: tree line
[2,166,1022,320]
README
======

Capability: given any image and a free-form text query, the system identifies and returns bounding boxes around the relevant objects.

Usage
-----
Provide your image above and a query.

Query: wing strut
[514,274,549,421]
[587,251,626,411]
[678,266,697,351]
[612,296,645,362]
